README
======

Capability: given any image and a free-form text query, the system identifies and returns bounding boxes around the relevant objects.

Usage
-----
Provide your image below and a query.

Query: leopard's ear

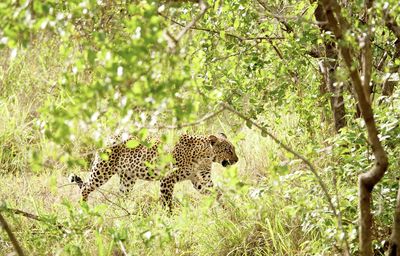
[219,132,227,139]
[209,135,218,146]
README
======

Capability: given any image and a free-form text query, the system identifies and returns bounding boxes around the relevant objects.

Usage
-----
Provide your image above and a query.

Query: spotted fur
[70,133,239,209]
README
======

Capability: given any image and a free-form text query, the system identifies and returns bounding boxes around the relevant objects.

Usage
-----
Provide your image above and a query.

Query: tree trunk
[389,180,400,255]
[320,1,389,255]
[382,39,400,97]
[385,9,400,254]
[314,3,346,133]
[382,13,400,99]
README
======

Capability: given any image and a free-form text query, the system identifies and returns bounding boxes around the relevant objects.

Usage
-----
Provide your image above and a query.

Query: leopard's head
[209,133,239,167]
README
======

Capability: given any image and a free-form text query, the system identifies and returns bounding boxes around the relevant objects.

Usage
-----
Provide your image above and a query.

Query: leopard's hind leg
[71,155,117,201]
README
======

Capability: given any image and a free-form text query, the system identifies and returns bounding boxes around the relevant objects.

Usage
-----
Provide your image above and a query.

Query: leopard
[69,133,239,209]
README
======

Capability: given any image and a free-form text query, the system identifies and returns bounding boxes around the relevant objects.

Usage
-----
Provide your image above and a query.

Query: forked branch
[164,0,208,49]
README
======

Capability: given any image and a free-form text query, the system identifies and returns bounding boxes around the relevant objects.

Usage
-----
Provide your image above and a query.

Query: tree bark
[320,1,389,255]
[389,180,400,255]
[385,8,400,255]
[361,0,373,103]
[382,12,400,98]
[314,3,346,133]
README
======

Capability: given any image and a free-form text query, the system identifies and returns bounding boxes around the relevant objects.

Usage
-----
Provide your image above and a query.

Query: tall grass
[0,40,344,255]
[0,38,65,174]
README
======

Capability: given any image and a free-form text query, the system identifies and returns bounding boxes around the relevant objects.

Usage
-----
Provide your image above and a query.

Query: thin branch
[269,40,284,60]
[155,106,225,129]
[164,0,208,49]
[3,208,41,221]
[0,213,25,256]
[221,102,338,217]
[77,107,226,158]
[175,0,208,42]
[158,12,284,42]
[266,39,300,84]
[212,44,258,62]
[1,207,64,230]
[255,0,294,33]
[97,189,132,216]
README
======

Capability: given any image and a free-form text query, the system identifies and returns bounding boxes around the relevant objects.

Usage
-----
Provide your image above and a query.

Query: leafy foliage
[1,0,400,255]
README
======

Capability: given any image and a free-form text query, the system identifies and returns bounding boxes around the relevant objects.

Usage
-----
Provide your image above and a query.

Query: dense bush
[1,0,400,255]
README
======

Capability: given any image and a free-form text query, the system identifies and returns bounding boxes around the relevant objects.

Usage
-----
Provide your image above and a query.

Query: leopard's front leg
[191,167,224,208]
[160,168,191,210]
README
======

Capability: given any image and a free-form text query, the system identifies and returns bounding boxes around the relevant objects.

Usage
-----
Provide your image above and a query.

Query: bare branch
[212,44,258,62]
[0,213,25,256]
[119,240,128,256]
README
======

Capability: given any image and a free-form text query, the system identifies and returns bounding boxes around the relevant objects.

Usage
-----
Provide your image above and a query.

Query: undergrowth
[1,37,398,256]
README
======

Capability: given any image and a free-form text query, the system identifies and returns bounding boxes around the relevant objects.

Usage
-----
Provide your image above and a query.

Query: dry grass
[0,40,339,256]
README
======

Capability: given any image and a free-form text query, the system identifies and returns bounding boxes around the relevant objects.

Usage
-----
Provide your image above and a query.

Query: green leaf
[234,18,240,30]
[246,120,252,129]
[126,139,140,149]
[100,153,109,161]
[261,130,269,137]
[220,31,226,40]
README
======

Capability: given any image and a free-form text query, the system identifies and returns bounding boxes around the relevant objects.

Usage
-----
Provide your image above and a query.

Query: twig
[0,213,25,256]
[0,207,64,230]
[155,106,225,129]
[158,12,284,42]
[164,0,208,49]
[212,44,257,62]
[97,189,132,216]
[3,208,41,221]
[176,0,208,41]
[255,0,293,33]
[58,183,76,188]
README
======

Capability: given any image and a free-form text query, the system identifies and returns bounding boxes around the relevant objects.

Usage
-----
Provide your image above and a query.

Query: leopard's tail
[69,174,84,189]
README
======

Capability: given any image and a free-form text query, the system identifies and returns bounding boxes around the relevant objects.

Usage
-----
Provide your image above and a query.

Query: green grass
[0,39,359,256]
[0,166,325,255]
